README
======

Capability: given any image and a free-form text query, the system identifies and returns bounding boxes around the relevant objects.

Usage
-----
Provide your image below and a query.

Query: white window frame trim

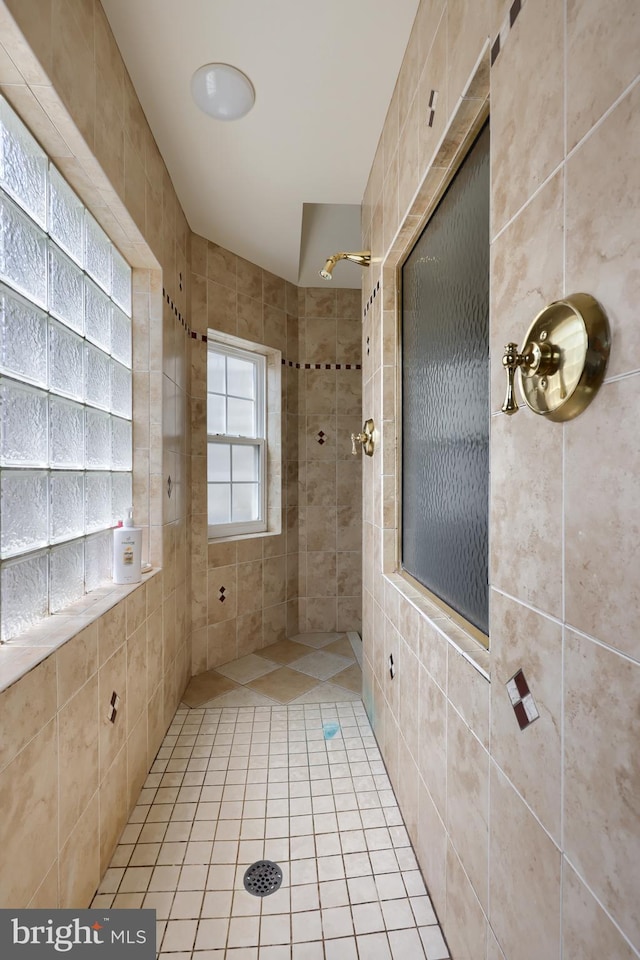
[207,340,268,539]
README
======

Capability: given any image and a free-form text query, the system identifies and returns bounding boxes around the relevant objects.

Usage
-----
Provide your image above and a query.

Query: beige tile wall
[189,234,301,670]
[361,1,640,957]
[188,258,364,667]
[0,0,191,906]
[0,575,179,907]
[298,287,363,635]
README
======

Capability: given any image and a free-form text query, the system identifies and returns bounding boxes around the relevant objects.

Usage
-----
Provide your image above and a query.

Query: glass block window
[207,340,267,538]
[0,96,132,641]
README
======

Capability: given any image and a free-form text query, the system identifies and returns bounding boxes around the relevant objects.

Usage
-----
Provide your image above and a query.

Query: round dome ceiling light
[191,63,255,121]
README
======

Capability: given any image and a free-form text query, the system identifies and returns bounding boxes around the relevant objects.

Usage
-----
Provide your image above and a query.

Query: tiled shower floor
[92,640,450,960]
[181,634,364,710]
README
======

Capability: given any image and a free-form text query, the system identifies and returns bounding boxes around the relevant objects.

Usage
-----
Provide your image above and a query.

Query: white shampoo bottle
[113,508,142,584]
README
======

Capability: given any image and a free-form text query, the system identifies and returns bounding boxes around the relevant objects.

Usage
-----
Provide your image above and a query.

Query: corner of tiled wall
[188,235,300,675]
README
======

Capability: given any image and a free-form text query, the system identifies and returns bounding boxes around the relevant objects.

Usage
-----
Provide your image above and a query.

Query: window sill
[208,527,281,545]
[0,567,160,695]
[385,572,490,680]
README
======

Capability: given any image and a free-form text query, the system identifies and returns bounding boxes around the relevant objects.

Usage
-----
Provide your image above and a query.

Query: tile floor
[181,635,363,710]
[92,638,450,960]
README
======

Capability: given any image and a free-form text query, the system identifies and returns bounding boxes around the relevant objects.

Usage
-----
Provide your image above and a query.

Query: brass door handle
[351,419,375,456]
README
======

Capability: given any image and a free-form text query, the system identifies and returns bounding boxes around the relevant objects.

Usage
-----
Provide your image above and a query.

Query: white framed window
[0,95,132,642]
[207,340,267,538]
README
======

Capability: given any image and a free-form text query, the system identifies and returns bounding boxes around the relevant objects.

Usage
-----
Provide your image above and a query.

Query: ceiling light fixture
[191,63,255,121]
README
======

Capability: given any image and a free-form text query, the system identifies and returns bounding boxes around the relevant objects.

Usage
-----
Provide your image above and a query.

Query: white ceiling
[101,0,420,288]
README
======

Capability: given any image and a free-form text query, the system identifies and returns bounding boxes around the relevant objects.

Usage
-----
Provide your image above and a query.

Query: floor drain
[243,860,283,897]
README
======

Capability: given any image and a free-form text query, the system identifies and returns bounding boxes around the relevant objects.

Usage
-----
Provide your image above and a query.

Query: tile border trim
[165,286,361,369]
[363,279,381,319]
[491,0,528,66]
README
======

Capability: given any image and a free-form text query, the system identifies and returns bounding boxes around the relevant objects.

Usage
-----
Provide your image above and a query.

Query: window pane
[232,483,259,522]
[85,471,111,532]
[208,483,231,524]
[85,343,111,411]
[0,379,48,466]
[84,530,111,592]
[0,193,47,306]
[50,471,84,543]
[111,417,132,471]
[207,393,225,434]
[84,211,111,294]
[48,242,84,332]
[232,444,259,482]
[227,397,255,436]
[111,360,131,419]
[49,319,84,400]
[112,472,132,524]
[111,247,132,316]
[0,286,47,386]
[84,277,111,352]
[0,470,48,557]
[402,122,490,635]
[227,355,255,399]
[49,165,83,265]
[50,539,84,613]
[208,350,225,393]
[0,97,47,227]
[208,442,230,482]
[85,408,111,469]
[50,396,84,468]
[0,551,48,640]
[111,305,131,367]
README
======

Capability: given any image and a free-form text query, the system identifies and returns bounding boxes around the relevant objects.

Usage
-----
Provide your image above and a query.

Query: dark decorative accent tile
[506,668,540,729]
[514,670,529,698]
[219,586,226,603]
[428,110,436,128]
[510,0,522,27]
[513,701,528,730]
[491,35,501,65]
[317,431,326,446]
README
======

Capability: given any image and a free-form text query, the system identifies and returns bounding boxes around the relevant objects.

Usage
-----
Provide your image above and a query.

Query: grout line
[493,583,640,668]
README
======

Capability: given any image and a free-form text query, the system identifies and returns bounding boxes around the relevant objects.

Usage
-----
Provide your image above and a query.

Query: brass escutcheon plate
[519,293,610,421]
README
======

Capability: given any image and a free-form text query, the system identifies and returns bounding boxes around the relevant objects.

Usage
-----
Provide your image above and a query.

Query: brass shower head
[319,250,371,280]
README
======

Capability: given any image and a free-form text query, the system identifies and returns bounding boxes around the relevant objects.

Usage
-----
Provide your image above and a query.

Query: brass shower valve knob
[351,419,375,456]
[500,294,610,422]
[501,339,561,415]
